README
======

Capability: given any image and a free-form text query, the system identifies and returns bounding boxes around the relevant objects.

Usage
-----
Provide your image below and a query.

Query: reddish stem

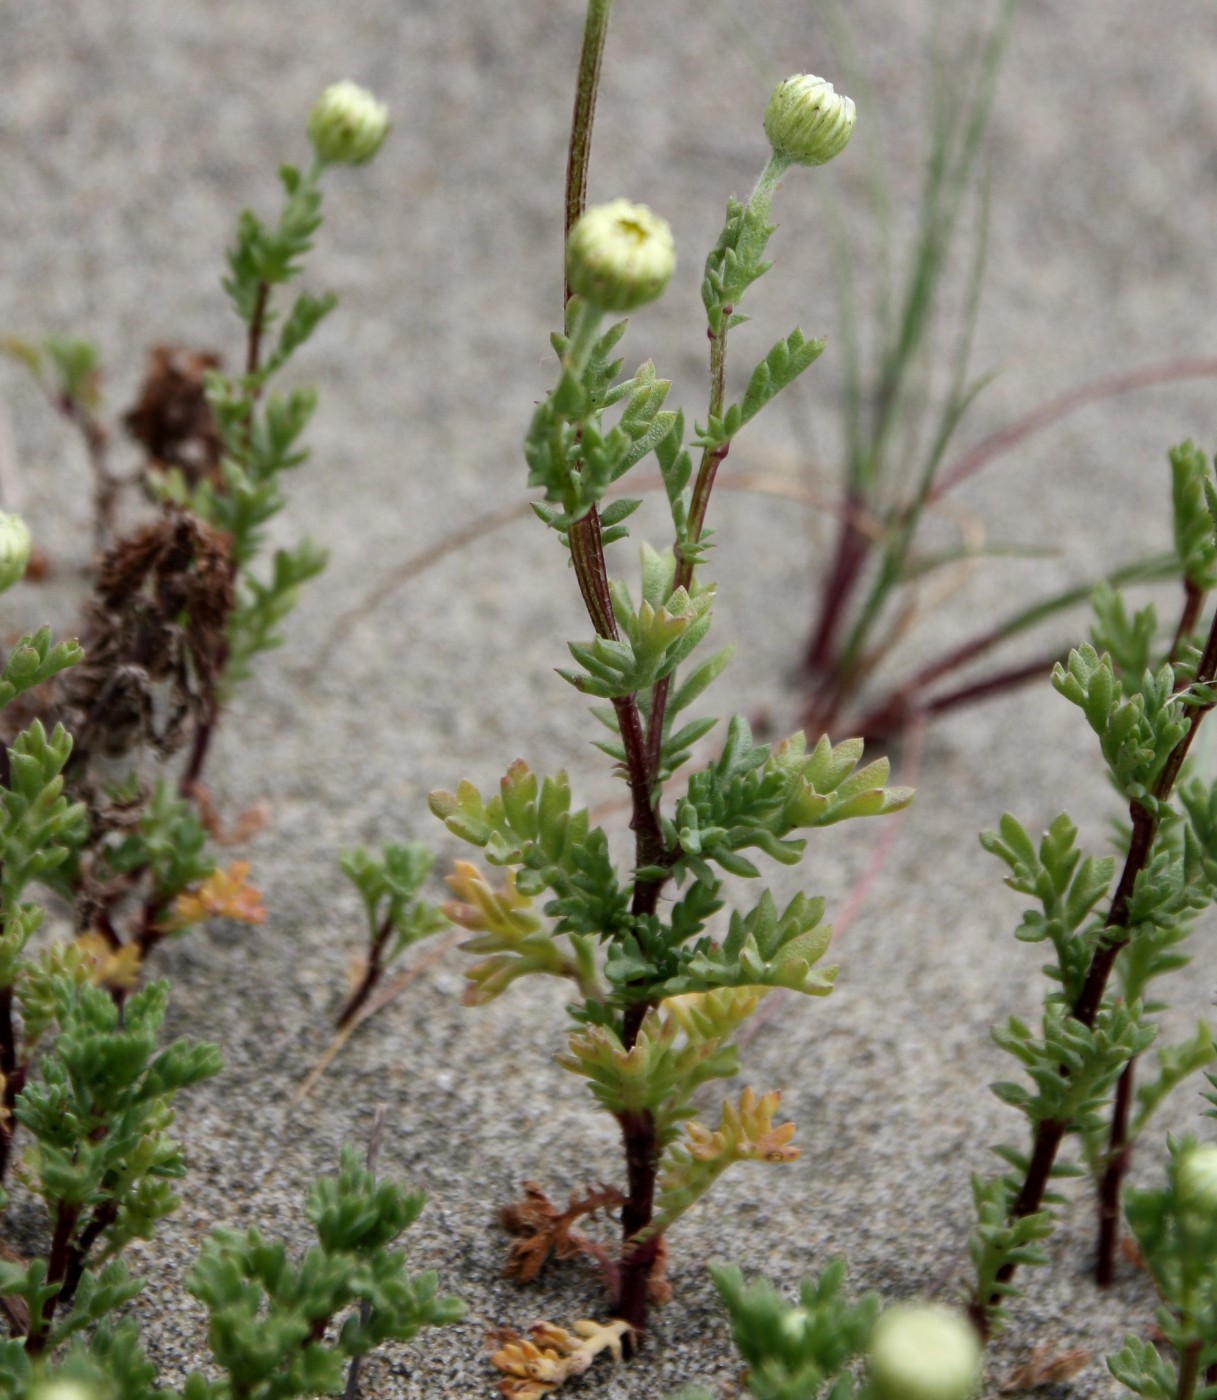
[613,1106,661,1343]
[336,913,395,1031]
[24,1203,79,1354]
[975,598,1217,1328]
[1095,1054,1135,1287]
[57,1199,118,1312]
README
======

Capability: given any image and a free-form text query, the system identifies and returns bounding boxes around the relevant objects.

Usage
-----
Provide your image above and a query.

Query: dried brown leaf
[123,345,224,486]
[1001,1342,1091,1391]
[0,1238,30,1335]
[646,1234,671,1306]
[500,1181,624,1284]
[1120,1234,1146,1271]
[192,785,270,845]
[69,507,235,765]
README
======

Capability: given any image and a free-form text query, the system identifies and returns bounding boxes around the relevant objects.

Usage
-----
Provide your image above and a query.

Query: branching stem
[24,1202,79,1355]
[646,309,733,777]
[336,912,395,1031]
[979,596,1217,1325]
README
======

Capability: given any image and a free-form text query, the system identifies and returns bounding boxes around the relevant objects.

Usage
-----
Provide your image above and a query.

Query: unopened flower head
[565,200,676,313]
[308,81,389,167]
[1176,1143,1217,1217]
[29,1382,97,1400]
[867,1303,982,1400]
[764,74,855,167]
[0,512,32,593]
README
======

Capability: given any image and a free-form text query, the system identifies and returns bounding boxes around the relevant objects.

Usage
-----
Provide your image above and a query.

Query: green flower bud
[764,74,856,167]
[30,1382,97,1400]
[308,81,389,167]
[867,1303,982,1400]
[779,1306,813,1346]
[0,512,32,593]
[1176,1143,1217,1216]
[565,200,676,313]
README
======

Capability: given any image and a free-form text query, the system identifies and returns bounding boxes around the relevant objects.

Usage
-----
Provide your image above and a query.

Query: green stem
[646,309,731,770]
[677,327,731,586]
[647,163,766,770]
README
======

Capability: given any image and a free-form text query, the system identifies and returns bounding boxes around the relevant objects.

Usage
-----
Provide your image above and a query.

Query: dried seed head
[308,81,389,167]
[0,512,32,593]
[867,1303,982,1400]
[566,200,676,313]
[764,74,856,167]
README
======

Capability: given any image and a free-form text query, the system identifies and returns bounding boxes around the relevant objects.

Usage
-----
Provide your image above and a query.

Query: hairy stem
[675,315,732,589]
[564,0,613,302]
[645,308,733,775]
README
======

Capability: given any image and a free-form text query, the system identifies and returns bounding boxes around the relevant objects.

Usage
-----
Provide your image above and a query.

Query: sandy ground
[2,1,1217,1395]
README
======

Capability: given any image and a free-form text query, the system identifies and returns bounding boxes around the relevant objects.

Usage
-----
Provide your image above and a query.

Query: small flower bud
[0,512,32,593]
[565,200,676,313]
[308,81,389,167]
[867,1303,982,1400]
[29,1382,97,1400]
[1177,1143,1217,1216]
[764,74,856,167]
[778,1306,813,1347]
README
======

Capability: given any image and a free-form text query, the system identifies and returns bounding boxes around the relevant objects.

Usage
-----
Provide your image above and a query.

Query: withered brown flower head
[123,345,224,487]
[69,507,236,762]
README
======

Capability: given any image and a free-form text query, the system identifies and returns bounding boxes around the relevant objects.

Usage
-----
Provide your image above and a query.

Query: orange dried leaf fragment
[165,860,267,933]
[75,931,143,992]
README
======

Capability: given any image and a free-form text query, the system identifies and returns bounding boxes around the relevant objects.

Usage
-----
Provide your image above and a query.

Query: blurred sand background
[2,2,1217,1395]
